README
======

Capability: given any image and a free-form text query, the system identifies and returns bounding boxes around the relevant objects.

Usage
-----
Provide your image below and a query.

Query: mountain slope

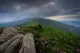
[20,24,80,53]
[58,21,80,27]
[22,18,80,35]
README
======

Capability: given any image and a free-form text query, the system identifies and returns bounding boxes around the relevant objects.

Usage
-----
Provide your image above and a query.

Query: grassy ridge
[20,24,80,53]
[20,18,80,35]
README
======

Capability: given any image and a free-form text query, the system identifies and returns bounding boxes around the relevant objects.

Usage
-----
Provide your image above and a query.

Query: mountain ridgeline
[0,22,80,53]
[21,18,80,36]
[20,24,80,53]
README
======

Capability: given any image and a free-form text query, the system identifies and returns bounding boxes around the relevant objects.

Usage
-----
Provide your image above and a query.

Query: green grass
[20,24,80,53]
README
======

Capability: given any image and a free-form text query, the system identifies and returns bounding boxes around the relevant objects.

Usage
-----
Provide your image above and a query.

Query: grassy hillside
[20,24,80,53]
[21,18,80,35]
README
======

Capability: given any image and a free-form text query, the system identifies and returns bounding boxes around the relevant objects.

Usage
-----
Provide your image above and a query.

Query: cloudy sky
[0,0,80,23]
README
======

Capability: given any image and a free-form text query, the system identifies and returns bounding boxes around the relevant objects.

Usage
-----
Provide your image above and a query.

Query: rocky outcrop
[0,27,19,44]
[0,27,36,53]
[4,34,24,53]
[19,33,36,53]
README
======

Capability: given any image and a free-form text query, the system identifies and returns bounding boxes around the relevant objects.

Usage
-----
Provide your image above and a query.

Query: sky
[47,14,80,21]
[0,0,80,23]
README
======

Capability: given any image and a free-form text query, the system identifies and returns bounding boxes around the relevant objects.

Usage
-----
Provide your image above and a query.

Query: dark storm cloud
[0,0,55,13]
[0,0,54,7]
[56,0,80,9]
[0,0,80,15]
[0,0,80,23]
[13,0,54,6]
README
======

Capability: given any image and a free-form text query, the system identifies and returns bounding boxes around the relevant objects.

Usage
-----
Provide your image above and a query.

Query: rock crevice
[0,27,36,53]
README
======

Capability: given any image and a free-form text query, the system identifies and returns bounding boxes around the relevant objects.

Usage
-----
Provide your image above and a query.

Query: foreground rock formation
[0,27,36,53]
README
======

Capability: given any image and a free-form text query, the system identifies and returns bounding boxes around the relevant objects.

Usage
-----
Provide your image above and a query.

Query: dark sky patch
[0,0,80,14]
[0,0,80,23]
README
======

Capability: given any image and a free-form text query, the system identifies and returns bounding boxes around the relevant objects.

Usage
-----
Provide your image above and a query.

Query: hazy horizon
[0,0,80,23]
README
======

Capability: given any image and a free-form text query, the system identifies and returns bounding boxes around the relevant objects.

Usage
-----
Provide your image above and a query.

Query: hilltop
[0,24,80,53]
[20,24,80,53]
[21,18,80,35]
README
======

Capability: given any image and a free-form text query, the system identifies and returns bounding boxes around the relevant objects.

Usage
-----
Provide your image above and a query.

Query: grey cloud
[0,0,80,15]
[0,0,55,13]
[0,0,54,7]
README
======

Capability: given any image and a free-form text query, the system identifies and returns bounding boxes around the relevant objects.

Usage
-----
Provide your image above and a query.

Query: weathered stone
[0,27,19,44]
[0,27,36,53]
[0,34,24,53]
[19,33,36,53]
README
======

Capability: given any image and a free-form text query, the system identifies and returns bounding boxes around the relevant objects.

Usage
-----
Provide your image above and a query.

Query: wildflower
[42,45,44,48]
[76,48,80,52]
[60,51,63,53]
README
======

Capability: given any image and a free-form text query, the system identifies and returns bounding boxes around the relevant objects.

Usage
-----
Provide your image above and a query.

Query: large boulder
[0,27,36,53]
[4,34,24,53]
[0,27,19,45]
[19,33,36,53]
[0,34,24,53]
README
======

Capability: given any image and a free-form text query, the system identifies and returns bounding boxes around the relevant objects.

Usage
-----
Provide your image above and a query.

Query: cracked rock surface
[0,27,36,53]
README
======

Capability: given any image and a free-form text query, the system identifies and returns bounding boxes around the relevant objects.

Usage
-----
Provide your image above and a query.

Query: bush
[20,24,80,53]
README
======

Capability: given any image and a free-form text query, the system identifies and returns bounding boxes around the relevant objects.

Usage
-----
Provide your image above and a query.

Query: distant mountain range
[22,18,80,35]
[0,18,33,27]
[58,21,80,27]
[0,18,80,35]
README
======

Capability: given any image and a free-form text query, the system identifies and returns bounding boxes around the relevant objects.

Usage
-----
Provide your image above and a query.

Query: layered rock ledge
[0,27,36,53]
